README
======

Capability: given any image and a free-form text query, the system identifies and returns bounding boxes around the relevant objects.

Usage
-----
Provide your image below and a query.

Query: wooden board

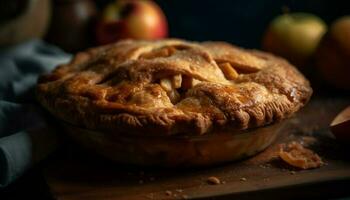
[43,97,350,200]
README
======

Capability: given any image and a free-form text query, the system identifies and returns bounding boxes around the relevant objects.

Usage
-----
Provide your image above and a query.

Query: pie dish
[36,39,312,166]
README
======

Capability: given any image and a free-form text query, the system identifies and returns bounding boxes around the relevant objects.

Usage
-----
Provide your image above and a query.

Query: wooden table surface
[41,97,350,200]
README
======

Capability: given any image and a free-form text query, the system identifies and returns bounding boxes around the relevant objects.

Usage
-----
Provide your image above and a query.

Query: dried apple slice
[160,75,182,90]
[218,62,239,80]
[160,75,183,103]
[168,89,180,103]
[172,74,182,88]
[160,78,173,92]
[182,76,201,90]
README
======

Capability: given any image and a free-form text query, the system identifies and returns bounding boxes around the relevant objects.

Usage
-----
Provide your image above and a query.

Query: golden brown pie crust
[36,39,312,136]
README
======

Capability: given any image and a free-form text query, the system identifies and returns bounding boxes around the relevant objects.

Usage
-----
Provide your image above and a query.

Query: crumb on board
[146,193,154,199]
[176,189,183,193]
[182,194,189,199]
[259,163,272,169]
[240,177,247,181]
[207,176,221,185]
[279,141,324,169]
[259,164,266,169]
[165,190,172,196]
[300,136,318,146]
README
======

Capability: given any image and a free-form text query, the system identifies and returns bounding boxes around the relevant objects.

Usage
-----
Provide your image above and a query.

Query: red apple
[96,0,168,45]
[315,16,350,90]
[262,13,327,67]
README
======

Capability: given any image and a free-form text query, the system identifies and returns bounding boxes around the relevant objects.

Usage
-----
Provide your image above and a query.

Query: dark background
[2,0,350,49]
[153,0,349,48]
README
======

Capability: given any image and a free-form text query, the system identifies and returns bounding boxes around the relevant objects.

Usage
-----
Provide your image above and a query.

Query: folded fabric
[0,40,71,187]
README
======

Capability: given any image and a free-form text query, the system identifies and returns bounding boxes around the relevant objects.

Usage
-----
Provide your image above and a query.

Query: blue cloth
[0,40,71,187]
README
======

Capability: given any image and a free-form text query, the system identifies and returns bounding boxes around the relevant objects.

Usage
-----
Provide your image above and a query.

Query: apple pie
[36,39,312,166]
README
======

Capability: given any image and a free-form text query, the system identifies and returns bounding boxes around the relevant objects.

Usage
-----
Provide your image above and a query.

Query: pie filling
[137,44,262,104]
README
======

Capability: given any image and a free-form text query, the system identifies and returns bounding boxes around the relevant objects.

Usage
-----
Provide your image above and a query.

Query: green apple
[262,13,327,67]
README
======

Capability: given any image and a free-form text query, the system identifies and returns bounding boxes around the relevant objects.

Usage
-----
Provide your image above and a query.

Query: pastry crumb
[240,177,247,181]
[182,194,189,199]
[146,193,154,199]
[207,176,221,185]
[259,164,271,169]
[165,190,172,196]
[300,136,317,146]
[176,189,183,193]
[279,141,323,169]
